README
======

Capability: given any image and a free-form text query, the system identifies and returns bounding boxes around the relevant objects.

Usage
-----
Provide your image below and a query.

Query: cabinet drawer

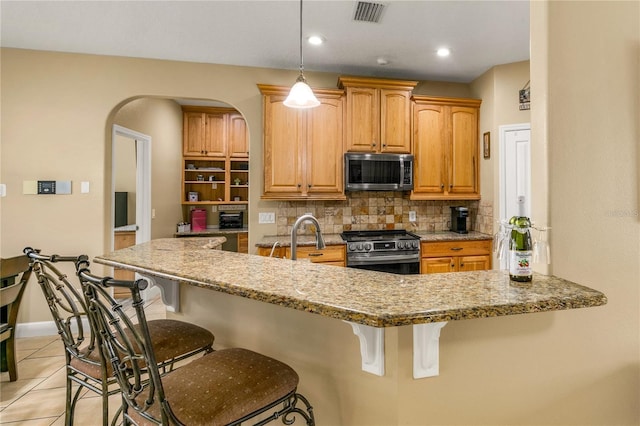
[287,245,345,263]
[421,240,491,257]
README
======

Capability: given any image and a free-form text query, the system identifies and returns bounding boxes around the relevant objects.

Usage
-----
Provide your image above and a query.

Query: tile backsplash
[276,192,493,235]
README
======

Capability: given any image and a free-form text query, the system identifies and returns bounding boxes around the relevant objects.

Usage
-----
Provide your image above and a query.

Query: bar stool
[0,254,32,381]
[24,248,215,426]
[77,267,315,426]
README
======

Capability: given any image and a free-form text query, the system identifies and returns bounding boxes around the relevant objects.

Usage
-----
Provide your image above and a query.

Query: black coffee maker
[450,206,468,234]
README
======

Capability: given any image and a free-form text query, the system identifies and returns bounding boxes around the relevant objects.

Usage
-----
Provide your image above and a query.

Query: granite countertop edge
[95,238,607,328]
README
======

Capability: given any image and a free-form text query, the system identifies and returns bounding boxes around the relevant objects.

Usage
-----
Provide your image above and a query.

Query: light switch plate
[81,181,90,193]
[0,184,5,197]
[409,211,417,222]
[259,212,275,224]
[55,180,72,194]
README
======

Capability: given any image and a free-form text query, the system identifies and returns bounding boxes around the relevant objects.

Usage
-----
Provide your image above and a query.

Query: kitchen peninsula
[95,238,606,425]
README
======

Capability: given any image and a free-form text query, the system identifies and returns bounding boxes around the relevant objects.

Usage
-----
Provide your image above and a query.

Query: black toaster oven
[219,211,243,229]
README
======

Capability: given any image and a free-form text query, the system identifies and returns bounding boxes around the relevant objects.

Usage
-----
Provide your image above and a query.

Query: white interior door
[499,124,531,269]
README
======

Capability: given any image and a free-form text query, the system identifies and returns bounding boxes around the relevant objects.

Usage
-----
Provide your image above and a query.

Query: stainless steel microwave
[344,153,414,191]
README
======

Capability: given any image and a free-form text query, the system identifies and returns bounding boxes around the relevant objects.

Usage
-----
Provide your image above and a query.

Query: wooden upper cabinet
[338,77,417,153]
[411,96,481,200]
[182,106,248,158]
[228,112,249,158]
[258,84,346,200]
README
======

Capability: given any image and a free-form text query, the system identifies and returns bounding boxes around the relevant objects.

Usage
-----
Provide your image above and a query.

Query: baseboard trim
[15,321,59,338]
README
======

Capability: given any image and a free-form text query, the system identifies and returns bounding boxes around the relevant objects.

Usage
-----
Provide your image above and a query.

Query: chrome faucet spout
[290,214,325,260]
[269,241,281,257]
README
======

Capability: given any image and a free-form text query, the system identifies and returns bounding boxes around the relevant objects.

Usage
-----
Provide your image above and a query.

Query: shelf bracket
[344,321,385,376]
[413,322,447,378]
[140,274,180,312]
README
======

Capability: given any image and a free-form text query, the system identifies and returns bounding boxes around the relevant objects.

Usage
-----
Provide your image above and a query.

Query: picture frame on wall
[483,132,491,159]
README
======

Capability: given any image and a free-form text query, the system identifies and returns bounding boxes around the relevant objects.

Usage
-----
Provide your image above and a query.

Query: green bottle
[509,196,532,282]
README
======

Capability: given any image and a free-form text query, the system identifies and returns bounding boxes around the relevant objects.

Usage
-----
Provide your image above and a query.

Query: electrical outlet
[259,212,275,224]
[409,211,417,222]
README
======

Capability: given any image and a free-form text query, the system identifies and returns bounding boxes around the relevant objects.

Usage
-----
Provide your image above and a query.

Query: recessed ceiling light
[308,35,325,45]
[377,57,390,66]
[437,47,451,57]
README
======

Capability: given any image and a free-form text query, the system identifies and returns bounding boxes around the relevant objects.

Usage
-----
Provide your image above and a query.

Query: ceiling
[0,0,530,83]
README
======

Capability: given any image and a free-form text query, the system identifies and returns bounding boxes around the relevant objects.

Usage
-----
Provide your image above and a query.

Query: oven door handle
[347,253,420,266]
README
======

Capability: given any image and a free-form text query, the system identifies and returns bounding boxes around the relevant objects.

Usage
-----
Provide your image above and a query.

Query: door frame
[111,125,152,247]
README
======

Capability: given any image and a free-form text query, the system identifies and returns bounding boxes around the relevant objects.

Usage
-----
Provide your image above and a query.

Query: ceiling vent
[353,1,386,23]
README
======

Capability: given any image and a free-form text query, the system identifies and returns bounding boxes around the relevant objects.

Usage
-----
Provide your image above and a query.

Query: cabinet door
[263,95,304,195]
[228,113,249,158]
[183,112,206,156]
[448,106,479,195]
[380,89,412,153]
[345,87,378,152]
[458,255,491,272]
[421,257,456,274]
[306,96,344,196]
[204,112,227,157]
[413,104,447,195]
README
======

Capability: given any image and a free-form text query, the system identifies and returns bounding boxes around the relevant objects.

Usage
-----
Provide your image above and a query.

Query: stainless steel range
[340,230,421,275]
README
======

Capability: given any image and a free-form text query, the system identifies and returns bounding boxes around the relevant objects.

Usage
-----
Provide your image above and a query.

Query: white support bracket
[413,322,447,378]
[344,321,385,376]
[140,274,180,312]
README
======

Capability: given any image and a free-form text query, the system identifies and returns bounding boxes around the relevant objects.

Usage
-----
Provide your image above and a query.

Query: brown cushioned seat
[130,348,299,426]
[70,319,214,379]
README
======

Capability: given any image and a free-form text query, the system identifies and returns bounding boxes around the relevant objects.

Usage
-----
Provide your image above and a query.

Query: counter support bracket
[413,322,447,378]
[344,321,384,376]
[140,274,180,313]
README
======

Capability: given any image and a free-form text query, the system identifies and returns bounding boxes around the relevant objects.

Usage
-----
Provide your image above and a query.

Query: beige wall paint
[1,0,639,419]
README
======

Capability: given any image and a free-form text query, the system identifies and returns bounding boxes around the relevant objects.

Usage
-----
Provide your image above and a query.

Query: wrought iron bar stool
[77,266,316,426]
[24,248,215,426]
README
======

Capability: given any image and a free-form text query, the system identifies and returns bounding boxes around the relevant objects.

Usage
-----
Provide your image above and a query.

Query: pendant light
[284,0,320,109]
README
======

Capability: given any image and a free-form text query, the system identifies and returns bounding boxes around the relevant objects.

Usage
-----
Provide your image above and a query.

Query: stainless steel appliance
[450,206,468,234]
[219,211,243,229]
[344,153,414,191]
[341,230,421,275]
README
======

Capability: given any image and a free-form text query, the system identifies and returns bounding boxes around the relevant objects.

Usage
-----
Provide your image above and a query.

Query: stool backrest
[24,248,101,367]
[77,267,174,425]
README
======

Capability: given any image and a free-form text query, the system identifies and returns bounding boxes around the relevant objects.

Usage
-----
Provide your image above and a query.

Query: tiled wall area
[276,192,493,235]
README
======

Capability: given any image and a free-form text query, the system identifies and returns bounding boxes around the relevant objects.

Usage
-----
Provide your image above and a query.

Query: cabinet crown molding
[412,95,482,107]
[338,76,418,90]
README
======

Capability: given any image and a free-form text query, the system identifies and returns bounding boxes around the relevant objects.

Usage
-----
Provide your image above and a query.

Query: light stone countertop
[95,238,607,327]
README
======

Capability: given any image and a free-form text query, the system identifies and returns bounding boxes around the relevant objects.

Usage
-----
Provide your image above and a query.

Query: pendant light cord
[298,0,304,76]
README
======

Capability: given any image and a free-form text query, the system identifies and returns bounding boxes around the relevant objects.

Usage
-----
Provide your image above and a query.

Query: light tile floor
[0,295,167,425]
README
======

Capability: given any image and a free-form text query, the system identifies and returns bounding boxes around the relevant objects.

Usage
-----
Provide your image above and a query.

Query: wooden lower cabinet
[237,232,248,254]
[257,244,345,267]
[113,231,136,298]
[421,240,491,274]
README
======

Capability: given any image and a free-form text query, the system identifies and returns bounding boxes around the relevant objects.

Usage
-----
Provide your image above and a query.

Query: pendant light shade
[284,0,319,109]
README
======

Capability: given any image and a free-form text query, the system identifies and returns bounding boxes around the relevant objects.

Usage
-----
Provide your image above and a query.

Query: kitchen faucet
[290,214,326,260]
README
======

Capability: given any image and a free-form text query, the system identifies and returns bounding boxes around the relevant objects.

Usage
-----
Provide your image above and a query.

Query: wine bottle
[509,196,533,282]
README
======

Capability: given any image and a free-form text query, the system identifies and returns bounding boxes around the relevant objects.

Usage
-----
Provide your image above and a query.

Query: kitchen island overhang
[94,238,607,378]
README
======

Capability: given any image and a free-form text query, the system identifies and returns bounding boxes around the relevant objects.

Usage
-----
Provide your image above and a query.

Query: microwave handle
[399,157,405,190]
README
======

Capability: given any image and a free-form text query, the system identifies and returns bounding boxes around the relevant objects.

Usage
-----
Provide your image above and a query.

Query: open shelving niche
[182,157,249,207]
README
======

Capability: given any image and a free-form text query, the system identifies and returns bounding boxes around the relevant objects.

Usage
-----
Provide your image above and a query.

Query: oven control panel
[347,239,419,253]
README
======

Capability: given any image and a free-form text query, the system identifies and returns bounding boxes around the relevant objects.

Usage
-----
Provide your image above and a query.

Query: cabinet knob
[297,183,302,188]
[449,184,453,188]
[372,142,376,147]
[441,184,445,189]
[382,144,386,147]
[451,264,455,268]
[308,184,312,188]
[460,263,465,267]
